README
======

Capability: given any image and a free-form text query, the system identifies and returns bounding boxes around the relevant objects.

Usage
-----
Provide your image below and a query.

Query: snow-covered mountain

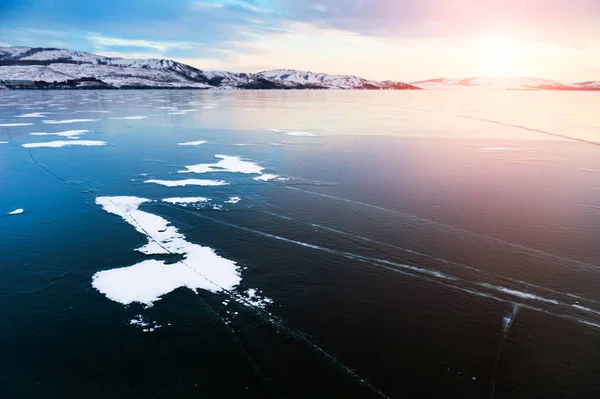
[572,81,600,89]
[0,46,419,90]
[411,77,597,90]
[256,69,417,90]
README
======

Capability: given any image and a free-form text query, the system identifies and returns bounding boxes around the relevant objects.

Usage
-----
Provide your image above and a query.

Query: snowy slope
[0,46,419,90]
[572,81,600,89]
[257,69,417,90]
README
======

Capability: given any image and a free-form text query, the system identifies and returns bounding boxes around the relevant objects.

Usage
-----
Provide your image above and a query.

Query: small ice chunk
[8,208,24,215]
[225,197,241,204]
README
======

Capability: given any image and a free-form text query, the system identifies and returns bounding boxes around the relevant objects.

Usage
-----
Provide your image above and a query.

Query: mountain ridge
[0,46,420,90]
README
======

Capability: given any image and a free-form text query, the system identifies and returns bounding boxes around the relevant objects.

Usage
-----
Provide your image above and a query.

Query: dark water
[1,90,600,398]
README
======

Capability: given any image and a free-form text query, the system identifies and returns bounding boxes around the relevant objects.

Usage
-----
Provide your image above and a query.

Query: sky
[1,0,599,82]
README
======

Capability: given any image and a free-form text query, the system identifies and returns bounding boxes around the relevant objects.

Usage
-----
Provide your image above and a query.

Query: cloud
[275,0,600,41]
[86,35,199,53]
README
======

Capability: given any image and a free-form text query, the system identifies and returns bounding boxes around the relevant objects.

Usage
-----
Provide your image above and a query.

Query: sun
[477,35,521,77]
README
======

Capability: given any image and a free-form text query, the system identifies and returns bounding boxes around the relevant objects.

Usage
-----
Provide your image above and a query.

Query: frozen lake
[1,89,599,398]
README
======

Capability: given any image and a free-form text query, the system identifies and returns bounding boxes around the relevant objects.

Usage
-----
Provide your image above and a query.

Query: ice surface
[179,155,264,175]
[30,130,88,139]
[22,140,106,148]
[163,197,210,204]
[225,197,241,204]
[145,179,227,187]
[177,140,207,146]
[0,123,34,127]
[254,174,279,181]
[8,208,24,215]
[92,196,242,305]
[42,119,98,124]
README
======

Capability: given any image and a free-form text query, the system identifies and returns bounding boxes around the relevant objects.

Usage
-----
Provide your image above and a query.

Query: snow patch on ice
[42,119,98,124]
[130,315,162,332]
[238,288,274,308]
[254,174,278,181]
[22,140,106,148]
[8,208,24,215]
[109,116,149,120]
[179,155,264,175]
[0,141,7,144]
[285,131,318,137]
[145,179,227,187]
[177,140,207,146]
[17,112,47,118]
[92,196,243,306]
[0,123,34,127]
[163,197,210,204]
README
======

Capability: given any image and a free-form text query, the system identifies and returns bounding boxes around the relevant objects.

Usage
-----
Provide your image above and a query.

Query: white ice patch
[92,196,242,306]
[42,119,98,124]
[254,174,279,181]
[8,208,24,215]
[0,123,34,127]
[285,131,318,137]
[145,179,227,187]
[225,197,241,204]
[30,130,89,139]
[109,116,149,120]
[163,197,210,204]
[177,140,207,146]
[22,140,106,148]
[0,141,7,144]
[179,155,264,175]
[168,109,198,115]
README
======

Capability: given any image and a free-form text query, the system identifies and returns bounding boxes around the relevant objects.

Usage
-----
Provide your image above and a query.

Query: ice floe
[8,208,24,215]
[92,196,242,306]
[42,119,98,124]
[145,179,227,187]
[0,123,34,127]
[179,155,264,175]
[163,197,210,204]
[225,197,241,204]
[22,140,106,148]
[177,140,207,146]
[254,174,279,181]
[30,130,89,139]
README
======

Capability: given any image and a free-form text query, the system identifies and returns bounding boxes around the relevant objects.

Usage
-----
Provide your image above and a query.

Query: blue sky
[1,0,600,81]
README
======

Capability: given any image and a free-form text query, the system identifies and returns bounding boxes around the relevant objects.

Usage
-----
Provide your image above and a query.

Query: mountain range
[0,46,418,90]
[0,46,598,91]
